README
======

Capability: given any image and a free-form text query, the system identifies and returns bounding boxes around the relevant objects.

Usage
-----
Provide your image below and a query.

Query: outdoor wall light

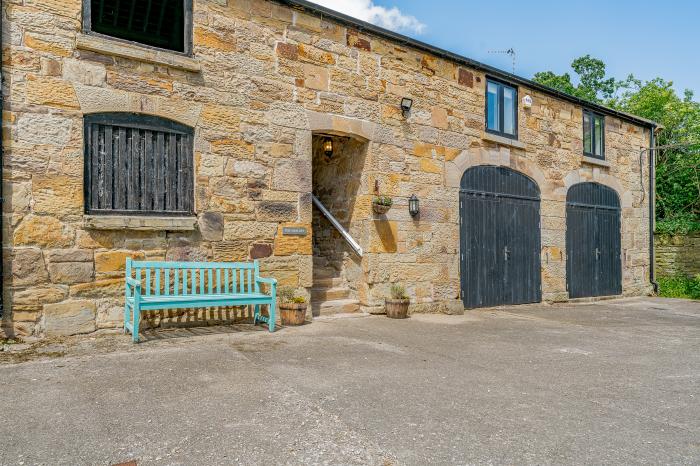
[323,137,334,158]
[408,194,420,217]
[401,97,413,117]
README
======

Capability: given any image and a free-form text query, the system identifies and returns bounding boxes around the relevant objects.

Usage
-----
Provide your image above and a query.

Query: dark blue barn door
[459,166,542,308]
[566,183,622,298]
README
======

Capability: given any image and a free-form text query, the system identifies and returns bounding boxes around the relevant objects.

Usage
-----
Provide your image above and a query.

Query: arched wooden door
[566,183,622,298]
[459,166,542,308]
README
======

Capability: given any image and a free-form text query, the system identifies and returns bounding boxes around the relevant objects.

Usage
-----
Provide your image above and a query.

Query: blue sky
[312,0,700,97]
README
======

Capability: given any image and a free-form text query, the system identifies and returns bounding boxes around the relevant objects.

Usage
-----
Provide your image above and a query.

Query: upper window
[583,110,605,159]
[486,79,518,139]
[84,0,192,54]
[84,113,195,216]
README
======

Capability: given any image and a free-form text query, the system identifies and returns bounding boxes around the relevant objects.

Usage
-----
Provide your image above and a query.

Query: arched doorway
[566,183,622,298]
[459,166,542,308]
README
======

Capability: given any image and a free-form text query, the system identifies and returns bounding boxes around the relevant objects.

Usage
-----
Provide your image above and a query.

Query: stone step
[313,277,344,288]
[311,299,360,316]
[313,267,341,279]
[311,286,350,301]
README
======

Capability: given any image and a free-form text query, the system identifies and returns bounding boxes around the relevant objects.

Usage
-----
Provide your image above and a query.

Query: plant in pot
[279,286,308,326]
[385,284,410,319]
[372,195,393,215]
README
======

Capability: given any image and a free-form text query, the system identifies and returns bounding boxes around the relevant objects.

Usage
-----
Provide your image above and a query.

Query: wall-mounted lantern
[323,137,334,158]
[409,194,420,217]
[401,97,413,118]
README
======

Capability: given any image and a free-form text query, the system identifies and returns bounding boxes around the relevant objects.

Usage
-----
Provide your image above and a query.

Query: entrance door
[566,183,622,298]
[459,166,542,308]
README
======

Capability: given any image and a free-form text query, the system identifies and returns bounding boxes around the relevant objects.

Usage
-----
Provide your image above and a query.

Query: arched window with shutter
[83,113,195,216]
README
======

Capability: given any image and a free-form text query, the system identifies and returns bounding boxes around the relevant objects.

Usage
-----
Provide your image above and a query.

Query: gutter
[649,128,658,294]
[280,0,657,130]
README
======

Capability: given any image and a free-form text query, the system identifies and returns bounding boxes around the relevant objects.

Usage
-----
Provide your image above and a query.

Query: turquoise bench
[124,259,277,343]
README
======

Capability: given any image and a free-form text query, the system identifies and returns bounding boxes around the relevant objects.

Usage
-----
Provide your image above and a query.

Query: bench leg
[253,305,260,325]
[132,303,141,343]
[123,302,130,334]
[268,300,276,333]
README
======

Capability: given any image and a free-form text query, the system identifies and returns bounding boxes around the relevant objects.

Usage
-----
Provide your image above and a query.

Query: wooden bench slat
[124,259,277,343]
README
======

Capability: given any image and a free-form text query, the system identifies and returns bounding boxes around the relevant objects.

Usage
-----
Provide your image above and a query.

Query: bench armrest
[125,277,142,289]
[256,277,277,286]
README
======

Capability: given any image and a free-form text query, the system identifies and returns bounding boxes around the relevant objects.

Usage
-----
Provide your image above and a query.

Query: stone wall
[655,233,700,277]
[1,0,652,337]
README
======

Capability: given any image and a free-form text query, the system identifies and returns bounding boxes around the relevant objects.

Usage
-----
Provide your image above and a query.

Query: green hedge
[657,275,700,300]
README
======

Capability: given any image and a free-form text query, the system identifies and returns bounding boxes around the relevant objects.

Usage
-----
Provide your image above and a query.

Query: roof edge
[278,0,658,129]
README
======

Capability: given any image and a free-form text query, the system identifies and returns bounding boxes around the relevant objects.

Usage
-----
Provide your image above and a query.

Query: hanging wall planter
[372,196,393,215]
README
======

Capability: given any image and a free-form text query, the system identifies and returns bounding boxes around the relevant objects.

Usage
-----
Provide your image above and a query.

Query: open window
[84,113,195,216]
[83,0,192,54]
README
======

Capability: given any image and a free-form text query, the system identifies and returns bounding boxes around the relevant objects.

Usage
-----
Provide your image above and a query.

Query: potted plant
[372,195,393,214]
[279,287,308,326]
[385,284,410,319]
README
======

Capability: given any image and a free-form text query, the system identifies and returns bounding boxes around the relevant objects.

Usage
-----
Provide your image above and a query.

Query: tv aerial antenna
[488,48,516,74]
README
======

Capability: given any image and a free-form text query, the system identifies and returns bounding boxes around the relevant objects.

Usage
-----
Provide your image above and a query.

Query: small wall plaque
[282,227,308,236]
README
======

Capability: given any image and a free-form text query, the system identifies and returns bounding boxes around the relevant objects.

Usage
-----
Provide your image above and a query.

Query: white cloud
[310,0,426,34]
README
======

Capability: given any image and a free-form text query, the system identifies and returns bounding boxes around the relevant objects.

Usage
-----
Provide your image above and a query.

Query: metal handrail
[312,195,363,257]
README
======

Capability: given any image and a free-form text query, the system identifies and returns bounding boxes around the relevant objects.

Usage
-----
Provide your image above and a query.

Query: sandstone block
[272,159,312,192]
[16,113,73,145]
[257,201,298,222]
[273,223,312,256]
[369,220,398,253]
[26,75,80,109]
[48,262,94,285]
[198,212,224,242]
[302,63,329,91]
[32,175,83,218]
[62,58,106,87]
[12,286,67,307]
[10,248,49,287]
[14,216,73,248]
[95,250,146,274]
[43,300,96,336]
[70,278,123,299]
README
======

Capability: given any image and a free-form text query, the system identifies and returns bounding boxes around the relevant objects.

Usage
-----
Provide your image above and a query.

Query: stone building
[0,0,657,338]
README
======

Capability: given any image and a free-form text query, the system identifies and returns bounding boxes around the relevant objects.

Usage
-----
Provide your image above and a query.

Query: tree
[533,56,700,233]
[533,55,619,104]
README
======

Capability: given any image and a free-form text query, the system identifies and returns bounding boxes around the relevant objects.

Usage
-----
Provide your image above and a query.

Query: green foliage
[657,275,700,300]
[279,286,306,304]
[655,215,700,235]
[533,55,619,103]
[534,56,700,235]
[373,196,393,207]
[389,283,408,300]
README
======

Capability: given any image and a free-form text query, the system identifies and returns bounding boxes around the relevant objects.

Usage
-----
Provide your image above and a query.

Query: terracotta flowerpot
[385,298,410,319]
[373,203,392,215]
[280,302,307,326]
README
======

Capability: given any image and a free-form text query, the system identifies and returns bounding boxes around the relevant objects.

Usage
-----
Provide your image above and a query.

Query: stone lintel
[84,215,197,231]
[481,131,526,149]
[76,34,201,73]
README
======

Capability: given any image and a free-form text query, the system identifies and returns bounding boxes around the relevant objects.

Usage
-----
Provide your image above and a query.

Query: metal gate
[459,166,542,308]
[566,183,622,298]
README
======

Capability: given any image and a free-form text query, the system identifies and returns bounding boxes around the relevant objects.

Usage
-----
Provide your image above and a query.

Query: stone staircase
[311,257,359,317]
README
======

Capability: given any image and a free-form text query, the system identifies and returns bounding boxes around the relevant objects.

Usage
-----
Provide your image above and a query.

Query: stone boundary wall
[655,233,700,277]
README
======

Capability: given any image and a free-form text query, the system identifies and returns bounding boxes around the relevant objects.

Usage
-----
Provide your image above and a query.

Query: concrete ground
[0,296,698,465]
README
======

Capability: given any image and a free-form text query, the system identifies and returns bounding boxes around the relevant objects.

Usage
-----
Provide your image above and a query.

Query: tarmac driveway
[0,297,698,465]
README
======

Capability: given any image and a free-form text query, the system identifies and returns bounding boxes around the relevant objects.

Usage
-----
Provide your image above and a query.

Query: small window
[84,0,192,54]
[84,113,194,216]
[486,79,518,138]
[583,110,605,159]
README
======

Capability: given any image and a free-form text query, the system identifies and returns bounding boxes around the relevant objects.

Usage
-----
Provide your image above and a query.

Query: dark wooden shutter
[89,0,188,53]
[84,113,194,216]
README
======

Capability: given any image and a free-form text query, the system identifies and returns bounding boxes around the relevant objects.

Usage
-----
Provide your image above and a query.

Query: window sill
[84,215,197,231]
[581,156,611,168]
[481,132,526,149]
[76,34,201,73]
